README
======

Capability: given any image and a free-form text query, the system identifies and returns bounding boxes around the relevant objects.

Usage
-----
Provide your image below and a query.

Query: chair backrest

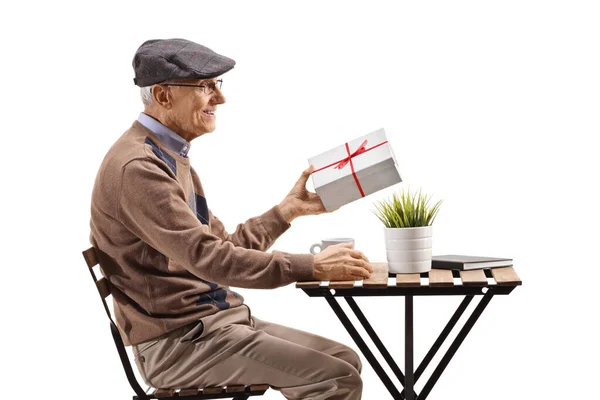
[82,247,150,400]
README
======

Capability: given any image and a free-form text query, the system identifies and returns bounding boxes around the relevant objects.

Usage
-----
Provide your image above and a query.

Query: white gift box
[308,128,402,212]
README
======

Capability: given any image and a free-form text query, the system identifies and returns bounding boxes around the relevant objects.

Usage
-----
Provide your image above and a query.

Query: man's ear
[152,85,173,110]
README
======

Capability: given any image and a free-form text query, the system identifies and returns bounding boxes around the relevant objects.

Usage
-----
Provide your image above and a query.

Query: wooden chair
[82,246,270,400]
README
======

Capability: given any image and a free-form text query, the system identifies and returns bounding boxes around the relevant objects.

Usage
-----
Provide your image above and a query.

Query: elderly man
[89,38,373,400]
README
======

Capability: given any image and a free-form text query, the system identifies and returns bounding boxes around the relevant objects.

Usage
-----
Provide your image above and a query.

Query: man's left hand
[278,165,336,223]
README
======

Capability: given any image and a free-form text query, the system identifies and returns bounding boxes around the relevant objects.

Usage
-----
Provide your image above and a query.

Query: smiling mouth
[203,110,215,117]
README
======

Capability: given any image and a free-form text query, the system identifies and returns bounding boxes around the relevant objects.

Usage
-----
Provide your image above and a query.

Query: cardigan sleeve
[116,159,314,288]
[208,205,291,251]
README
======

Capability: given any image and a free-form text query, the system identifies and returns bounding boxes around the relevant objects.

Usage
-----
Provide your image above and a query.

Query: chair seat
[148,384,270,399]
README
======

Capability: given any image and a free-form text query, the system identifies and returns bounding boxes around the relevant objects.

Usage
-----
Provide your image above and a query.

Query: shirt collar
[137,113,191,157]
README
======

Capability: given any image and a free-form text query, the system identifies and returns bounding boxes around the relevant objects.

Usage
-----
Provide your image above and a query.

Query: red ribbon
[312,139,388,198]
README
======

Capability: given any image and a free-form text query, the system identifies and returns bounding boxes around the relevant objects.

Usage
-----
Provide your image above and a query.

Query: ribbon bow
[335,140,368,170]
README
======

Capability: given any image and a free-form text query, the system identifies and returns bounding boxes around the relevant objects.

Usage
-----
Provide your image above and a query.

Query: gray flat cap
[132,38,235,87]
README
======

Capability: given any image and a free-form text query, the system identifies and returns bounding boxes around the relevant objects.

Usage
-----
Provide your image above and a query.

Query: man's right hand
[313,243,373,281]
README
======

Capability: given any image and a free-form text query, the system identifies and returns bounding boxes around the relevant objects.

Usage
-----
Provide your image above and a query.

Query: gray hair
[140,86,153,106]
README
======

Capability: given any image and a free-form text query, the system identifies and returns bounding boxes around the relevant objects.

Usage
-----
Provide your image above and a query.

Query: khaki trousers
[133,305,362,399]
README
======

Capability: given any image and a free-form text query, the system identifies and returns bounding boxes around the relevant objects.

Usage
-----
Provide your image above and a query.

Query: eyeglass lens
[204,80,223,94]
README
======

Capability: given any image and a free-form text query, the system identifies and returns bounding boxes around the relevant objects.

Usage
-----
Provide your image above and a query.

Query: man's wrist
[277,200,299,223]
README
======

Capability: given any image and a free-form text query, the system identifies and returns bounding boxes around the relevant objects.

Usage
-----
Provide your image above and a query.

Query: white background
[1,0,599,398]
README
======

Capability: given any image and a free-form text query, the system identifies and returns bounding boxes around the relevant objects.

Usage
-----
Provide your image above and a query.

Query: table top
[296,262,522,297]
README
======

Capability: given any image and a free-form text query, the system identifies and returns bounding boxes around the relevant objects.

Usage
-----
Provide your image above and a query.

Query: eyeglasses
[161,79,223,95]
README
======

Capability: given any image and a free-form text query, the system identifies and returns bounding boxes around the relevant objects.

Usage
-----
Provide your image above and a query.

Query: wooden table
[296,263,522,400]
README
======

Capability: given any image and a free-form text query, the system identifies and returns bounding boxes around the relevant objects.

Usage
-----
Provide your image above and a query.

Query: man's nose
[211,86,226,104]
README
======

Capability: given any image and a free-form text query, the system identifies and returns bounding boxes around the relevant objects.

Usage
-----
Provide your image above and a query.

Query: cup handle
[310,243,321,255]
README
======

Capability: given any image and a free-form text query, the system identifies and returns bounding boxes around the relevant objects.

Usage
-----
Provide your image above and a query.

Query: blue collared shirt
[137,113,191,157]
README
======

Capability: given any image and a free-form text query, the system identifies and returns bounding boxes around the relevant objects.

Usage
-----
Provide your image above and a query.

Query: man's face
[163,77,226,139]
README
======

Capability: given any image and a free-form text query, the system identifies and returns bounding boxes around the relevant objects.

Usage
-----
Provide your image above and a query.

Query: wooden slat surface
[295,280,321,288]
[203,387,224,394]
[296,263,522,290]
[226,385,246,393]
[429,269,454,287]
[396,273,421,287]
[249,384,270,392]
[82,247,98,268]
[491,266,522,286]
[178,388,199,396]
[363,262,389,288]
[329,280,356,289]
[96,277,111,298]
[154,389,175,398]
[459,269,488,286]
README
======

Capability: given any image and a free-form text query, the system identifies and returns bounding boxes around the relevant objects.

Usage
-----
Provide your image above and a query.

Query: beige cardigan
[89,121,313,345]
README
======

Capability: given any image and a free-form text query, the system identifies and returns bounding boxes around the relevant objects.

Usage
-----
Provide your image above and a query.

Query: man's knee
[350,348,362,374]
[343,367,363,398]
[338,346,362,374]
[351,370,363,389]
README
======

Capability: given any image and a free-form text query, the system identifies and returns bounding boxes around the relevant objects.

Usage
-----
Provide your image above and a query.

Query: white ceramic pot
[384,226,433,274]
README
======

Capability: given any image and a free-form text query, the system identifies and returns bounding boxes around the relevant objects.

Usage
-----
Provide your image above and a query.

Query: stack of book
[431,255,513,270]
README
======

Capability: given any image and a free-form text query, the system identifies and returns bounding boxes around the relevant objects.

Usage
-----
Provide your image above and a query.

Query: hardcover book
[432,255,513,270]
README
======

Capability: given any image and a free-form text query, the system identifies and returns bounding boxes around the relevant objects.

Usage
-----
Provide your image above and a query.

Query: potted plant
[371,187,443,274]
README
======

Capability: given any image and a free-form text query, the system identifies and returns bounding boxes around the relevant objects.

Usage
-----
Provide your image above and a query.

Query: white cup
[310,238,355,254]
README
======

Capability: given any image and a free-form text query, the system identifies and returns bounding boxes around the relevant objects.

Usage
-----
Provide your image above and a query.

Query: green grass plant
[372,187,442,228]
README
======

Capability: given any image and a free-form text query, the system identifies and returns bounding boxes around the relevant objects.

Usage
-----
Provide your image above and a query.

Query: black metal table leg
[418,291,495,400]
[324,295,403,399]
[345,297,406,385]
[415,295,473,380]
[405,295,414,400]
[400,295,473,398]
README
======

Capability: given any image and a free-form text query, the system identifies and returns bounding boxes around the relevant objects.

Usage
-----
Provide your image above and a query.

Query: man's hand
[278,165,339,223]
[313,243,373,281]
